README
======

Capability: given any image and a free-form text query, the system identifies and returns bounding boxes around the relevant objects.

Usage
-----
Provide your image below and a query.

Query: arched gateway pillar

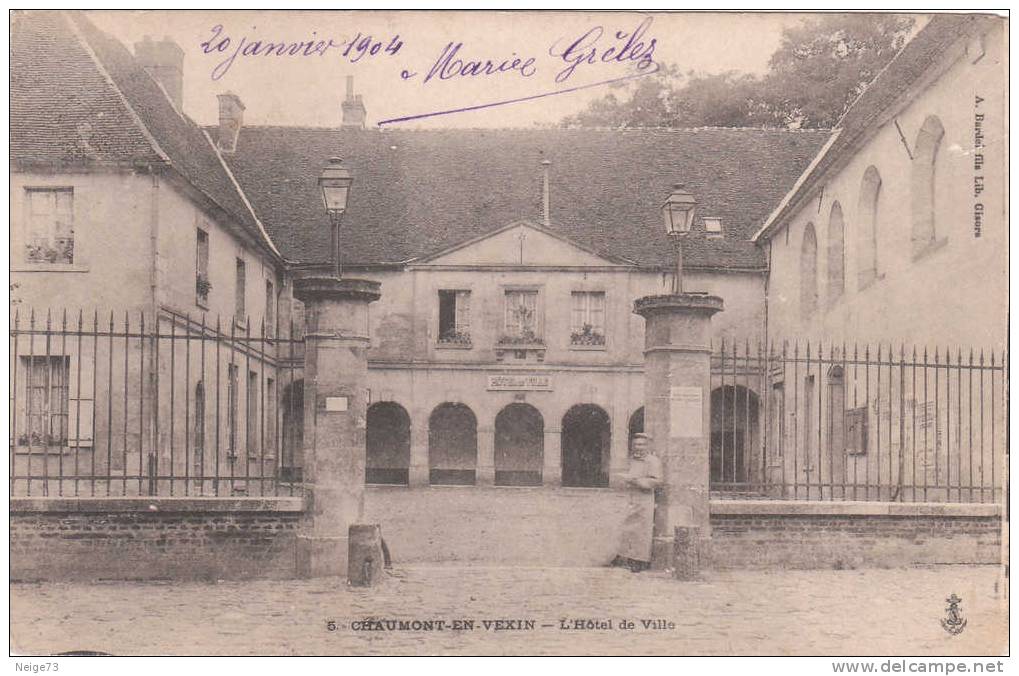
[293,276,381,578]
[633,293,723,569]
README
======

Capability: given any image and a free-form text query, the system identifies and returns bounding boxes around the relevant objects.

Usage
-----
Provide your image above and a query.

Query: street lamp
[318,157,353,279]
[661,183,697,294]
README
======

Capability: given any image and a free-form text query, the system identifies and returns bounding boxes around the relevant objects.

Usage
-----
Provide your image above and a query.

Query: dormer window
[704,217,723,238]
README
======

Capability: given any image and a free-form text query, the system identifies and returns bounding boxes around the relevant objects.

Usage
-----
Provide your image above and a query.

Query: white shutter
[67,400,94,447]
[571,293,584,333]
[591,292,606,332]
[455,291,471,333]
[67,349,94,447]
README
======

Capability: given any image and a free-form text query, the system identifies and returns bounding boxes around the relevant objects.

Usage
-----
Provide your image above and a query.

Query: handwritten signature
[199,16,659,124]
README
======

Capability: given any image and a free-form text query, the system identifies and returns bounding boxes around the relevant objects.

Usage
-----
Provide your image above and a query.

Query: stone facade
[761,20,1007,352]
[335,222,766,491]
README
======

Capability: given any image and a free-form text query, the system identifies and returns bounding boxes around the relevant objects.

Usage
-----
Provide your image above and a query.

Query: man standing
[611,433,662,572]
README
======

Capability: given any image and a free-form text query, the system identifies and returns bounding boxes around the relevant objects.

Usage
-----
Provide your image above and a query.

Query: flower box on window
[438,329,472,348]
[570,323,606,347]
[26,239,74,265]
[495,329,546,362]
[196,274,212,304]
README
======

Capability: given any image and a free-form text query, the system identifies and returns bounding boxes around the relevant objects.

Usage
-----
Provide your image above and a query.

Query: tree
[561,14,915,129]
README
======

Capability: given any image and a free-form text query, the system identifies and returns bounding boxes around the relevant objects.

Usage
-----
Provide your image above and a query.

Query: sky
[87,10,817,129]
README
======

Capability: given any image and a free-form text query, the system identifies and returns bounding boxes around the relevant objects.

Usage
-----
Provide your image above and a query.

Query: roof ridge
[229,124,833,134]
[61,11,171,166]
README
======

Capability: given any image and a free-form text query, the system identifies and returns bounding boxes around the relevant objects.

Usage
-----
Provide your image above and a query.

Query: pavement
[10,565,1007,656]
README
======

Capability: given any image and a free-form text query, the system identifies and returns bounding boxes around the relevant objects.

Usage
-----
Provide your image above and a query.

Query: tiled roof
[754,13,999,241]
[219,126,830,269]
[10,11,276,257]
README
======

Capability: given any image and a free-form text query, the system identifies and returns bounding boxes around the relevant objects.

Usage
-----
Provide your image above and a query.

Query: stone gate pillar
[633,293,723,569]
[294,276,381,578]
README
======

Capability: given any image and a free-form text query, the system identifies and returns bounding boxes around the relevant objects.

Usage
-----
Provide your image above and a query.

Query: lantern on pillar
[661,183,697,293]
[318,157,354,278]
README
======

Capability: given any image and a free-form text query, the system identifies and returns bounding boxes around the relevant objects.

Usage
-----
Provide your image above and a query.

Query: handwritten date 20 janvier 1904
[200,16,658,85]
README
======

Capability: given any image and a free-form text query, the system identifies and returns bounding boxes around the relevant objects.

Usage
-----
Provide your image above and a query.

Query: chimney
[341,76,367,129]
[135,35,184,110]
[217,92,245,153]
[541,160,551,227]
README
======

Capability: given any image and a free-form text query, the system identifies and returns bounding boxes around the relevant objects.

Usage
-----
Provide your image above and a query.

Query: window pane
[438,290,456,337]
[235,259,246,319]
[589,293,605,332]
[455,291,471,332]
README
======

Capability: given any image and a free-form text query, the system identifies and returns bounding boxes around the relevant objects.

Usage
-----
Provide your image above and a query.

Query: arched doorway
[494,403,543,486]
[628,407,645,444]
[710,386,760,489]
[561,404,610,487]
[366,402,411,485]
[280,380,303,483]
[429,403,477,485]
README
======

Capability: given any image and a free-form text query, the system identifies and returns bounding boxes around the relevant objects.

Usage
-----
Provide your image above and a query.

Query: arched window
[561,404,610,487]
[827,202,846,305]
[911,115,945,255]
[494,403,544,486]
[628,407,644,444]
[366,402,411,485]
[800,223,818,320]
[428,403,477,485]
[857,166,882,288]
[710,385,760,488]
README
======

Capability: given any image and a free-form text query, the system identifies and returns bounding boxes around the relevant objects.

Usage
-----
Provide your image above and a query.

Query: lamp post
[318,157,353,279]
[661,183,697,294]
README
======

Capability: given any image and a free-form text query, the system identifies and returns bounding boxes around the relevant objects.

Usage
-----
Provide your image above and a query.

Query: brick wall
[365,488,1003,569]
[707,512,1001,570]
[10,497,302,582]
[9,494,1003,581]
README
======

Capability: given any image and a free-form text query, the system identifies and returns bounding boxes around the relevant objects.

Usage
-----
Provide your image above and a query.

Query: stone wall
[365,485,630,566]
[10,497,302,582]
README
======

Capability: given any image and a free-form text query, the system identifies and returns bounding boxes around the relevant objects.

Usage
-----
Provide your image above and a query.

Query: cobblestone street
[11,564,1006,656]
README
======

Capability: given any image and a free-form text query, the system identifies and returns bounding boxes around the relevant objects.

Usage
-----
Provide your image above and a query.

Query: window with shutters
[234,259,246,324]
[25,188,74,264]
[196,229,210,307]
[13,353,93,451]
[501,289,541,344]
[437,290,471,346]
[570,291,606,347]
[17,356,69,447]
[246,370,259,457]
[265,279,275,337]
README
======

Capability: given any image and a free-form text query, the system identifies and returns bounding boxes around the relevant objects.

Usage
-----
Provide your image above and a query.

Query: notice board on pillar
[669,386,702,439]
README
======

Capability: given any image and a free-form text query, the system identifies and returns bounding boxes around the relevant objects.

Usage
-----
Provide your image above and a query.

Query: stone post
[408,419,429,487]
[477,425,495,485]
[543,427,562,486]
[633,293,723,569]
[294,276,381,578]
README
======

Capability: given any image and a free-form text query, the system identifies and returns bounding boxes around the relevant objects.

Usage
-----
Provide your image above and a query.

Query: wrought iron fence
[10,308,305,497]
[710,340,1007,503]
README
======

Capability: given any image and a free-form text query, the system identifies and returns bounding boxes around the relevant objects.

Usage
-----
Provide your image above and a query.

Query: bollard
[348,524,384,587]
[673,526,701,580]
